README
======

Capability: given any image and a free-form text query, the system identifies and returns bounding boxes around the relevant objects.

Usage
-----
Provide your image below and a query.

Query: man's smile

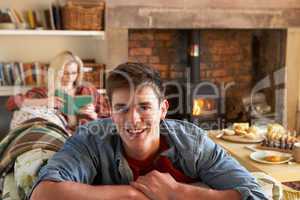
[126,128,148,139]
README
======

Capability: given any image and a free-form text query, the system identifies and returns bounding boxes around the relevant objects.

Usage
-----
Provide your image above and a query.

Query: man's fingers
[130,182,152,198]
[135,176,149,185]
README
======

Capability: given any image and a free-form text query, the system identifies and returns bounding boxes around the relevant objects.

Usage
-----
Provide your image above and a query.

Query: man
[30,62,267,200]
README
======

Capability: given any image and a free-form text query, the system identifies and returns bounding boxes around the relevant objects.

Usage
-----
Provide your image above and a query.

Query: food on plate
[222,123,260,140]
[261,123,299,150]
[235,129,248,136]
[263,155,290,163]
[248,126,258,135]
[263,155,281,162]
[233,123,249,132]
[244,133,257,139]
[267,123,286,136]
[223,129,235,136]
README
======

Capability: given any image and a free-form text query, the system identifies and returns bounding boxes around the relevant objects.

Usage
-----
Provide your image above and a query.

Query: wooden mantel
[107,0,300,29]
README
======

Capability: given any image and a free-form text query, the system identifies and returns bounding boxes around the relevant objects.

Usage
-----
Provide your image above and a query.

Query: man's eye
[114,107,129,113]
[139,106,151,111]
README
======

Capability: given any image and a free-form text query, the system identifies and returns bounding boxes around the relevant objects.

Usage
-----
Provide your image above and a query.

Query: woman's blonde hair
[48,51,83,89]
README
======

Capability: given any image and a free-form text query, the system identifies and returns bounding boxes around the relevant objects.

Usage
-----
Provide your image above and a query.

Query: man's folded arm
[175,183,241,200]
[30,181,150,200]
[195,134,268,200]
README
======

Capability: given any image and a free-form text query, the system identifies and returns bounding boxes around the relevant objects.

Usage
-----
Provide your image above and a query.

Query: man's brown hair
[106,62,164,103]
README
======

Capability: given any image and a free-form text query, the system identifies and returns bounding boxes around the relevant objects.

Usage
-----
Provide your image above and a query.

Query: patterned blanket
[0,120,69,200]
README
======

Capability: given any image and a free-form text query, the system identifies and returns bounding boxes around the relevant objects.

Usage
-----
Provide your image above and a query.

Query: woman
[0,51,110,199]
[6,51,110,131]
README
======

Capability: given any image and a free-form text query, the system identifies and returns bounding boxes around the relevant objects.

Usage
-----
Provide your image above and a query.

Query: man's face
[111,85,168,159]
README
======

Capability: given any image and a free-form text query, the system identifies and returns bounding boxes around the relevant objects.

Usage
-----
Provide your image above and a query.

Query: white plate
[221,134,265,143]
[250,151,293,164]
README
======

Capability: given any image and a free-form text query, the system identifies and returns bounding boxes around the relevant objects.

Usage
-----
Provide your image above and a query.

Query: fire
[192,98,214,116]
[192,99,204,116]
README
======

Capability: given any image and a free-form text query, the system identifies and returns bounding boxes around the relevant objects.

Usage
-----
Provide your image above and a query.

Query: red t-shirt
[125,136,197,183]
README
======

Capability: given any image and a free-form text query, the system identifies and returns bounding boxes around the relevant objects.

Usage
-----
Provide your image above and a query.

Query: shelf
[0,86,32,96]
[0,30,105,38]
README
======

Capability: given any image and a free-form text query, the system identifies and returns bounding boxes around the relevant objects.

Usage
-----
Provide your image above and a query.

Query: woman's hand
[78,104,98,120]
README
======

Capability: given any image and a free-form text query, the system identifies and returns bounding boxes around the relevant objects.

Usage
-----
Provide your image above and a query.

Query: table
[209,132,300,183]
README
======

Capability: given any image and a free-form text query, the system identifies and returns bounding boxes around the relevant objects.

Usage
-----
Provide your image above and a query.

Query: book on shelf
[6,8,19,24]
[82,62,105,88]
[0,9,12,23]
[18,62,25,86]
[52,3,63,30]
[3,63,13,85]
[13,9,24,23]
[48,3,56,30]
[23,63,35,85]
[26,9,36,29]
[0,61,105,88]
[0,62,48,86]
[0,2,65,30]
[43,9,52,30]
[14,62,24,85]
[0,63,4,86]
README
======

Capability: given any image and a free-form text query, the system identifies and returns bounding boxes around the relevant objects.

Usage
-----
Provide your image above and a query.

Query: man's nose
[62,75,69,81]
[128,107,142,125]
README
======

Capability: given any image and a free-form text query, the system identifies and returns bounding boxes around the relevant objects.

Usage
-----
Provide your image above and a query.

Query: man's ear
[160,99,169,120]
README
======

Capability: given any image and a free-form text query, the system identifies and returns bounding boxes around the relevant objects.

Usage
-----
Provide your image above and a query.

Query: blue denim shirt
[30,118,267,200]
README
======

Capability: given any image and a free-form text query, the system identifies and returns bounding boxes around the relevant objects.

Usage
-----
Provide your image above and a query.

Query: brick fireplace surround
[128,29,287,126]
[105,0,300,131]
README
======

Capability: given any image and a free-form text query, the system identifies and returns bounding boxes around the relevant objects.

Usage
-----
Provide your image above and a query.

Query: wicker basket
[283,188,300,200]
[82,63,105,88]
[63,1,105,30]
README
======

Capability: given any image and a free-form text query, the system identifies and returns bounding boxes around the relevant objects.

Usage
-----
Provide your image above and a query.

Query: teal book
[55,89,93,115]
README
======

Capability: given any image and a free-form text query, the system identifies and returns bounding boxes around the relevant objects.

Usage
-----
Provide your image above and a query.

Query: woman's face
[60,62,79,87]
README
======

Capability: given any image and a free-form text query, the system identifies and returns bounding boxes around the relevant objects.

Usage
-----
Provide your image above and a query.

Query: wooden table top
[209,131,300,183]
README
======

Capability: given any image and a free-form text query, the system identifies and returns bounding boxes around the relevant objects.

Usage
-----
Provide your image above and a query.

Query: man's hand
[130,170,242,200]
[130,170,179,200]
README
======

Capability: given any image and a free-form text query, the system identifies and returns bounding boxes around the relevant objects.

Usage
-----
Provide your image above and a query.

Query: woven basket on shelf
[82,63,105,88]
[63,1,105,30]
[283,188,300,200]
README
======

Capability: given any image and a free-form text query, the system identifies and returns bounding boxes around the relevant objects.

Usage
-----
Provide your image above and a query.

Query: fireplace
[127,29,286,130]
[162,30,225,129]
[165,80,223,129]
[106,0,298,130]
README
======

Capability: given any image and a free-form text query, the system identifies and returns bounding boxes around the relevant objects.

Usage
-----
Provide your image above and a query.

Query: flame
[192,99,205,116]
[207,101,212,110]
[192,98,215,116]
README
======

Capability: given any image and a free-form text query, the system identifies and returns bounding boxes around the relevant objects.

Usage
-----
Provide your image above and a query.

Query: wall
[128,30,187,79]
[285,29,300,130]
